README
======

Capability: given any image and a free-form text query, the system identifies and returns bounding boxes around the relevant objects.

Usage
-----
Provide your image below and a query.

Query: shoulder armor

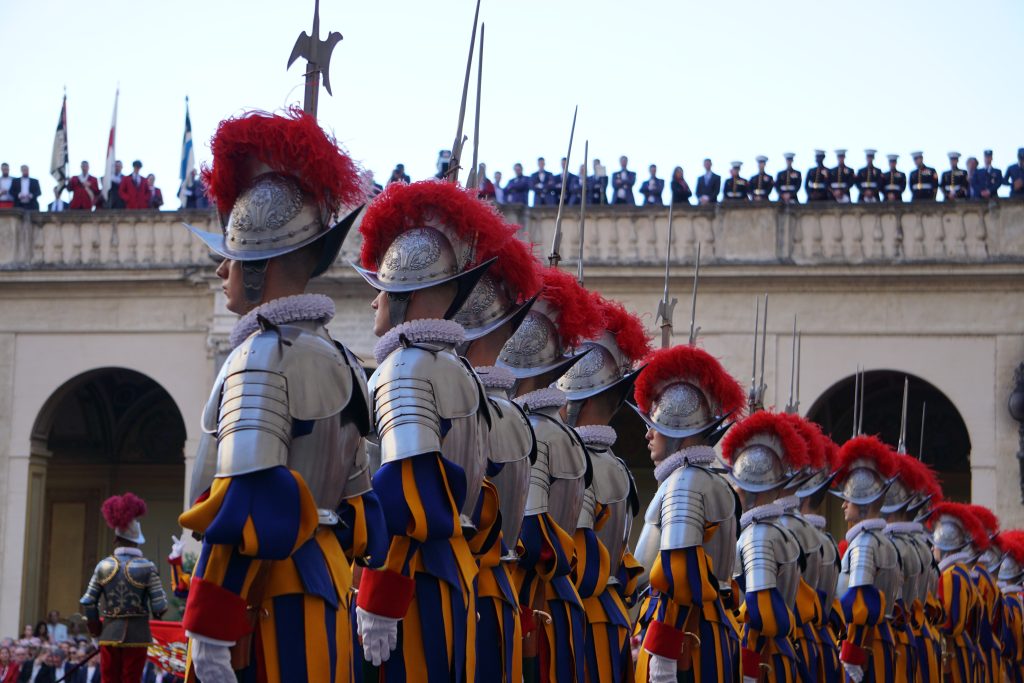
[530,412,587,481]
[739,521,800,593]
[485,394,535,465]
[589,447,630,506]
[658,466,713,551]
[780,513,822,555]
[846,529,898,589]
[125,558,157,589]
[95,556,119,586]
[369,344,481,463]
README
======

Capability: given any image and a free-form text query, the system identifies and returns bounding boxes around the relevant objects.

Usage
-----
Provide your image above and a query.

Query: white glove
[357,607,398,667]
[843,662,865,683]
[169,534,185,561]
[188,632,235,683]
[743,678,759,683]
[645,650,676,683]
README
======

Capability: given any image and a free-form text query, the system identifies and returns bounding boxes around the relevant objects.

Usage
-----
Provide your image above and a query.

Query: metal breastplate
[913,533,938,604]
[738,520,801,605]
[191,321,367,515]
[484,390,534,549]
[817,529,841,611]
[780,512,823,589]
[891,533,924,607]
[841,529,902,617]
[370,343,487,522]
[586,445,631,573]
[525,408,587,532]
[99,556,154,618]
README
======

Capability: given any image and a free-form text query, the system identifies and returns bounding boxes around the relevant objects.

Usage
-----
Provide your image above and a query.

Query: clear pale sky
[2,0,1022,205]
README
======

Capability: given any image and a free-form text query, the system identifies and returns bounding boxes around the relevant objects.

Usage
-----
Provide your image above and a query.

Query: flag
[101,89,119,202]
[147,620,186,675]
[177,97,195,207]
[50,94,68,186]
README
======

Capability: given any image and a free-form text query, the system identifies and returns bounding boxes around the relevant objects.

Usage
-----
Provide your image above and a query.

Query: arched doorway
[806,370,972,530]
[26,368,186,626]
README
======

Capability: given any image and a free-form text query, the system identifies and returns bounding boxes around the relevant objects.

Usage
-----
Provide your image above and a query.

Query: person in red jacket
[67,161,100,210]
[119,160,150,209]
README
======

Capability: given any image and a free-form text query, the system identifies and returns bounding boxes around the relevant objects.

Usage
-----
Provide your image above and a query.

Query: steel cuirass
[369,341,488,524]
[817,528,841,611]
[579,444,632,574]
[841,527,902,617]
[523,406,588,533]
[190,320,372,518]
[482,384,536,551]
[780,511,824,590]
[889,531,924,608]
[737,519,802,605]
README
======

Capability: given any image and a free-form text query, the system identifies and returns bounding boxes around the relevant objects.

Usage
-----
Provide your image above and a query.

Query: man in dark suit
[503,163,531,205]
[16,650,56,683]
[611,155,636,205]
[553,157,578,205]
[1005,147,1024,197]
[588,158,608,205]
[104,160,125,209]
[47,187,68,212]
[142,660,183,683]
[73,649,101,683]
[638,164,664,206]
[695,158,720,205]
[12,166,42,210]
[530,157,553,206]
[119,160,150,209]
[971,149,1003,199]
[775,153,801,203]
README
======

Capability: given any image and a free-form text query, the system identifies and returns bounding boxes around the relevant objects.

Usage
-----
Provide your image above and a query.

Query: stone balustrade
[1,200,1022,272]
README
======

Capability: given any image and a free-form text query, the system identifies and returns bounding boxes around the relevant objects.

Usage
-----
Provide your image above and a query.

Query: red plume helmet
[722,410,809,470]
[781,414,826,470]
[835,435,899,482]
[965,505,999,537]
[597,297,653,365]
[634,346,745,417]
[535,267,603,349]
[929,502,990,551]
[101,493,148,544]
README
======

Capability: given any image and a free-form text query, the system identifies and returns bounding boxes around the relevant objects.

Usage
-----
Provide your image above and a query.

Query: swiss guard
[832,435,902,683]
[497,266,601,683]
[81,493,168,683]
[557,295,651,683]
[996,530,1024,683]
[723,411,807,683]
[630,344,746,683]
[178,109,386,683]
[353,180,494,681]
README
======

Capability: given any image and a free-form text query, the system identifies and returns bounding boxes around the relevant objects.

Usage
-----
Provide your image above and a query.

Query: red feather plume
[359,180,540,299]
[997,529,1024,565]
[594,297,652,364]
[634,345,745,417]
[101,493,147,531]
[822,438,840,470]
[536,267,603,348]
[895,455,942,501]
[929,502,989,550]
[721,410,809,470]
[965,505,999,535]
[782,414,826,469]
[834,435,899,484]
[202,108,362,215]
[838,539,849,558]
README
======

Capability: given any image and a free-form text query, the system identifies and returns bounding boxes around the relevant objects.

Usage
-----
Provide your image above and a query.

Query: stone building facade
[0,200,1021,635]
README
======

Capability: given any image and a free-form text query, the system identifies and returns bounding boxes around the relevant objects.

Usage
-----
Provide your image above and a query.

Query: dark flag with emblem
[50,93,68,186]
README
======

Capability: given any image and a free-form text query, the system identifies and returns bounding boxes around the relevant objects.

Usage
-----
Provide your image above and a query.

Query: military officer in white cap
[855,149,883,203]
[776,153,801,204]
[749,155,774,202]
[941,151,970,201]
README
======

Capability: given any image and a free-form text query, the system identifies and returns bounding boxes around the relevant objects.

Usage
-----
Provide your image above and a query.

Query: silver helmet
[729,434,790,493]
[454,271,536,342]
[931,512,973,554]
[881,475,915,515]
[496,299,589,379]
[998,545,1024,585]
[830,435,897,506]
[723,412,808,494]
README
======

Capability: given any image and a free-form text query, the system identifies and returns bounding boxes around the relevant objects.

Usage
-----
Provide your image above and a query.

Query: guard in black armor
[81,493,168,683]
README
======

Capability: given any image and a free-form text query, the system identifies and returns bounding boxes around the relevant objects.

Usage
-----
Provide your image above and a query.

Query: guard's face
[842,499,865,526]
[216,259,248,316]
[371,290,390,337]
[646,427,668,465]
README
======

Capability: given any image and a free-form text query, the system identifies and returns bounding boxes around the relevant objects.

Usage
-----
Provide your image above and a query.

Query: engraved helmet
[883,453,942,515]
[796,431,839,499]
[928,502,989,556]
[631,345,745,440]
[557,297,652,424]
[967,505,1003,572]
[354,181,499,326]
[454,223,541,342]
[184,110,366,278]
[781,414,830,495]
[497,267,603,379]
[101,492,147,545]
[722,411,809,493]
[996,531,1024,585]
[830,435,899,506]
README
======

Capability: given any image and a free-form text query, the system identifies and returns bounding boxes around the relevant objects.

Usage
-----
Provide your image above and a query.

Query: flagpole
[102,88,119,206]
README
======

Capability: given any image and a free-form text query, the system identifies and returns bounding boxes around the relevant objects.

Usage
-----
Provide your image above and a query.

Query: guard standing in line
[805,150,831,202]
[855,149,883,203]
[909,151,939,201]
[749,155,774,202]
[1005,148,1024,197]
[722,161,749,201]
[882,154,907,202]
[776,153,801,204]
[941,152,970,201]
[830,149,856,202]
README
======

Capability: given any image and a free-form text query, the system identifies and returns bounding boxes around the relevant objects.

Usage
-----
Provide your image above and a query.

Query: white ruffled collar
[885,521,923,535]
[475,365,516,391]
[740,502,784,529]
[939,550,974,572]
[113,547,142,557]
[229,293,335,348]
[777,495,800,512]
[999,583,1022,593]
[846,517,887,543]
[654,445,717,483]
[514,387,567,412]
[805,514,826,529]
[576,424,617,447]
[373,318,465,364]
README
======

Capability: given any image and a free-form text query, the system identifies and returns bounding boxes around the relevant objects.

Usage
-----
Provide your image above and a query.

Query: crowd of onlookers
[0,161,208,213]
[0,611,178,682]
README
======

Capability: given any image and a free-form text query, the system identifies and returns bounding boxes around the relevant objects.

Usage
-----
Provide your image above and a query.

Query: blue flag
[178,98,195,207]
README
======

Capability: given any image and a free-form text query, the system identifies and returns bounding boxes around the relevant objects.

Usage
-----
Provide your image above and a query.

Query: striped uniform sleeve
[335,489,388,569]
[178,466,321,642]
[572,527,611,599]
[839,585,884,666]
[642,545,720,659]
[356,453,465,618]
[937,565,974,638]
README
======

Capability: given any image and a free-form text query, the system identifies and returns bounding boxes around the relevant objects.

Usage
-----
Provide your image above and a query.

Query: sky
[2,0,1022,205]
